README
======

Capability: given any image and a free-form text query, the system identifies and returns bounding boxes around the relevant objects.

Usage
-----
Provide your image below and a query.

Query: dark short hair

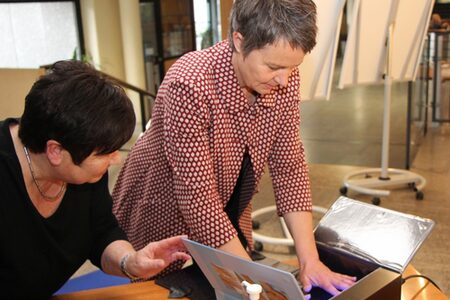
[19,60,136,165]
[228,0,317,56]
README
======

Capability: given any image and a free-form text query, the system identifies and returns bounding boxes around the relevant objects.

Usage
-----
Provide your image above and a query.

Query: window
[194,0,220,49]
[0,1,81,68]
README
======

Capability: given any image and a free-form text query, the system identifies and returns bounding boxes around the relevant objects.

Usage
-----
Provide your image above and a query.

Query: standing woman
[113,0,355,295]
[0,61,189,299]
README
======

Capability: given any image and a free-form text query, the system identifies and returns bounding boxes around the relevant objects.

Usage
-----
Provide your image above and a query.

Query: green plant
[71,48,93,64]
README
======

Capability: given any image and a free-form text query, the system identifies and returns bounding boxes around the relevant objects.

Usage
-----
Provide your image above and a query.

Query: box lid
[314,196,435,273]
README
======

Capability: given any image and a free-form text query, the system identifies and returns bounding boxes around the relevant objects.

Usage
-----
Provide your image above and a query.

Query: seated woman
[0,60,190,300]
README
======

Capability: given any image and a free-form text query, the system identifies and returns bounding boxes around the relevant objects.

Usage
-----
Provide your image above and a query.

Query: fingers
[338,273,357,282]
[300,265,357,296]
[144,258,165,270]
[143,235,189,258]
[131,236,191,278]
[300,277,312,293]
[325,273,356,295]
[302,283,312,293]
[322,282,341,296]
[137,252,189,278]
[333,276,356,291]
[158,235,189,250]
[171,252,191,262]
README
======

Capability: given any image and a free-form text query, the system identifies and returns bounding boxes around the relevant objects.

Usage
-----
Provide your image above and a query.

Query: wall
[220,0,233,40]
[0,68,42,120]
[80,0,146,131]
[80,0,125,78]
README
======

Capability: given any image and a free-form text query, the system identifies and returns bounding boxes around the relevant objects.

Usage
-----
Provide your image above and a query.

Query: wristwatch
[120,253,141,280]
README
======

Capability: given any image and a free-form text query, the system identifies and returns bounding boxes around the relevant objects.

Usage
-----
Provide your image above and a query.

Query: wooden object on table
[401,265,448,300]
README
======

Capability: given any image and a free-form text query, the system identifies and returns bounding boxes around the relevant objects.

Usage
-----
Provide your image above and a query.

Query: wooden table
[52,280,187,300]
[401,265,448,300]
[53,265,448,300]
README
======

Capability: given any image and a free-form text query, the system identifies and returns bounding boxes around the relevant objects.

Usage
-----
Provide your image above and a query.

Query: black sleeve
[88,173,128,268]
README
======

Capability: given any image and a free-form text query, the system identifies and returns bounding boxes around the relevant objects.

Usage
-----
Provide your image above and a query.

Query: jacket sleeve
[268,72,313,215]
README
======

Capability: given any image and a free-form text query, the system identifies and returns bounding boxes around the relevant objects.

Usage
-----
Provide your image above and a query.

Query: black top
[224,150,255,249]
[0,118,127,299]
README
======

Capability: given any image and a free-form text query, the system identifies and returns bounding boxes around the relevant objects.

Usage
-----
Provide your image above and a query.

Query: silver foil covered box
[312,196,435,300]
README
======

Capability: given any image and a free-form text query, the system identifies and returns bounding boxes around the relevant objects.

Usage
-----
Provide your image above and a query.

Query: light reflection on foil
[314,196,435,273]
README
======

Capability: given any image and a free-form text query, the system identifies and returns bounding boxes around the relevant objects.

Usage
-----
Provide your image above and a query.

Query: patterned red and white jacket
[112,40,312,258]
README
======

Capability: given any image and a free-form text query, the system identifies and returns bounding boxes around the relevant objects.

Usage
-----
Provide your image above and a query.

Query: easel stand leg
[341,22,427,205]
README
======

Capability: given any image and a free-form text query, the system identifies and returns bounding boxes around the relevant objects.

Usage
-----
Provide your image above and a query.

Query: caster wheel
[253,242,264,252]
[372,197,381,205]
[408,182,416,189]
[416,191,424,200]
[339,186,348,196]
[252,220,260,230]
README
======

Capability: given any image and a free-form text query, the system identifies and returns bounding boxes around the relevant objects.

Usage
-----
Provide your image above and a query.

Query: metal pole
[380,23,394,180]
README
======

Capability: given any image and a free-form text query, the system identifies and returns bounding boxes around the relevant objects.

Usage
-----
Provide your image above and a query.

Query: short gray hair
[228,0,317,56]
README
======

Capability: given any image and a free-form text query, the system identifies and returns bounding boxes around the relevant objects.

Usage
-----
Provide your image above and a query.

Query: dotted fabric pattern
[112,41,312,273]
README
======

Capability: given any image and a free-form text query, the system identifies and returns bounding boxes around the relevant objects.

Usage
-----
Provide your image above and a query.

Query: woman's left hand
[298,258,356,296]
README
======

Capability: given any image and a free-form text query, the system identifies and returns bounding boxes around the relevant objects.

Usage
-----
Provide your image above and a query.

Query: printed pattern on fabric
[112,41,312,274]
